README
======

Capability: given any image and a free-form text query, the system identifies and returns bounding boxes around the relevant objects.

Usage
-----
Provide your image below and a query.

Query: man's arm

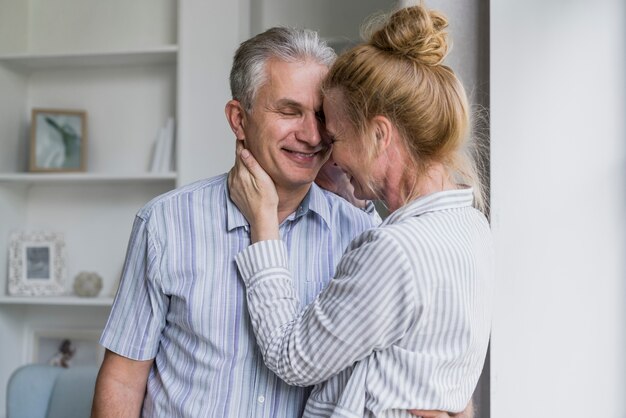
[91,349,153,418]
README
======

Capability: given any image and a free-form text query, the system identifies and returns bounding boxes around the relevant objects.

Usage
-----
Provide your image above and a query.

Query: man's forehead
[265,59,327,87]
[263,70,325,108]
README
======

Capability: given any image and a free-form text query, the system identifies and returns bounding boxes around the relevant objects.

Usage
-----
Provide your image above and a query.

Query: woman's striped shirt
[236,187,495,417]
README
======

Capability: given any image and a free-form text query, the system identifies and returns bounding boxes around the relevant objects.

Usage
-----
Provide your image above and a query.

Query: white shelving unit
[0,4,240,411]
[0,53,178,295]
[0,1,189,415]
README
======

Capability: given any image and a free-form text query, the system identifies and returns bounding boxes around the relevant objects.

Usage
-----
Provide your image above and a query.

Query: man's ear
[370,115,393,153]
[225,99,247,140]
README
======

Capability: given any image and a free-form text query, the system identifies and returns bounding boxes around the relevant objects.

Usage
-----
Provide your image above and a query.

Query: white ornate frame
[8,231,66,296]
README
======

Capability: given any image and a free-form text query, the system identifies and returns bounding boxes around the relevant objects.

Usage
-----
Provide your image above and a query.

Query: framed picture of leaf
[30,108,87,172]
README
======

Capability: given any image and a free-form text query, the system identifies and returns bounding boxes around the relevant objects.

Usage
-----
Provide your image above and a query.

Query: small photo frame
[30,108,87,172]
[8,231,66,296]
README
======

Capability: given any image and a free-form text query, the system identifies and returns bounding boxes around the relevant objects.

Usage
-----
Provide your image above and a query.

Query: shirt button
[258,395,265,404]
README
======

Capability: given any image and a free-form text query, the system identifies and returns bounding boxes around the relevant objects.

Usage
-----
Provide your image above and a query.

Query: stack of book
[149,117,175,173]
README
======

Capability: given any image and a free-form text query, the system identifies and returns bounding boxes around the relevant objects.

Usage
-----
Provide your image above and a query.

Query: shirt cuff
[235,240,289,286]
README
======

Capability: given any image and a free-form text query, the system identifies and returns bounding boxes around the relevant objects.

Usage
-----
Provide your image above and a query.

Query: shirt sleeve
[100,214,169,360]
[235,230,419,386]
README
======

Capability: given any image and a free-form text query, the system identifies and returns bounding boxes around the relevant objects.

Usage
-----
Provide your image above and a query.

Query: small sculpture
[73,271,103,297]
[49,339,76,368]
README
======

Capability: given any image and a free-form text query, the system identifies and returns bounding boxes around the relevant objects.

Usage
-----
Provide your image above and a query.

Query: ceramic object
[73,271,103,297]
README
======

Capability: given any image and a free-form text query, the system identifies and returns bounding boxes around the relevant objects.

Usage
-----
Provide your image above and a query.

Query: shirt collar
[226,181,331,232]
[381,186,475,226]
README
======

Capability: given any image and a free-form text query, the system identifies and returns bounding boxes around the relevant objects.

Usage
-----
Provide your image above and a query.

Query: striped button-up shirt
[100,174,377,417]
[236,187,494,418]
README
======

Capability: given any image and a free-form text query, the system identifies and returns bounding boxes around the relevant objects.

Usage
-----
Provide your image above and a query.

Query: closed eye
[279,109,300,116]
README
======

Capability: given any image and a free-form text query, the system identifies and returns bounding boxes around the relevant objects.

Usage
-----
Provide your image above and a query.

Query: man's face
[241,58,330,194]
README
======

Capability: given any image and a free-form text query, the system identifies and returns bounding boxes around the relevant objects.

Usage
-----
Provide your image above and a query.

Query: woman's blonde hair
[322,4,486,212]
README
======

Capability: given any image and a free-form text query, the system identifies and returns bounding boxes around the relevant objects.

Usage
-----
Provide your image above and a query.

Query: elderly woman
[229,5,493,418]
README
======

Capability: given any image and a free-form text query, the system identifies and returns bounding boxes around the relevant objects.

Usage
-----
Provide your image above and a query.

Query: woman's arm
[236,236,418,386]
[230,148,419,386]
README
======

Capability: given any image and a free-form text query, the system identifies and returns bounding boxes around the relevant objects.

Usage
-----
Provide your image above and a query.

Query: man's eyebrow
[275,98,303,108]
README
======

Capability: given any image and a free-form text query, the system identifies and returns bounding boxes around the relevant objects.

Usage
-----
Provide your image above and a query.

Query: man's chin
[274,174,319,193]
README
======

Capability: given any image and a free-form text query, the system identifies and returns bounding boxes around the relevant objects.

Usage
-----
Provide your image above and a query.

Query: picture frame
[8,231,66,296]
[30,108,87,172]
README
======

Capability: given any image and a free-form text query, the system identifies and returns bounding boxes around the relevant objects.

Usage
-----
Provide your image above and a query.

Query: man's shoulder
[137,173,227,219]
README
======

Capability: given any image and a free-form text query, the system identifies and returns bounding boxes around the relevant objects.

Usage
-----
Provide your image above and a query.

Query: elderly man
[91,27,376,417]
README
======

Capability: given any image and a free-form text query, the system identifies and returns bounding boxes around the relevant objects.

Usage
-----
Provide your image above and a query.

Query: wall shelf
[0,296,114,307]
[0,46,178,71]
[0,172,177,185]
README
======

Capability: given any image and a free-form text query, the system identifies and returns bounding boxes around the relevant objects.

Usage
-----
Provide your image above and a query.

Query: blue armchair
[6,364,98,418]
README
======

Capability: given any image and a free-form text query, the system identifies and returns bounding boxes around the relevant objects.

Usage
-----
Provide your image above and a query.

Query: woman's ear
[371,115,393,152]
[225,99,247,140]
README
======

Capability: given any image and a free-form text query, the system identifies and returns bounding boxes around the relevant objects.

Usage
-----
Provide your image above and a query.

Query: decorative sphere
[73,271,103,297]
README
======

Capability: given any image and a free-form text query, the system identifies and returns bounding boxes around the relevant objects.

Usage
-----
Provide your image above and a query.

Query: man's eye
[280,109,299,116]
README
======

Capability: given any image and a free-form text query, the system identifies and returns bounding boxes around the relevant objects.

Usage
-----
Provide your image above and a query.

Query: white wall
[405,0,489,107]
[251,0,392,40]
[27,0,177,52]
[490,0,626,416]
[177,1,244,185]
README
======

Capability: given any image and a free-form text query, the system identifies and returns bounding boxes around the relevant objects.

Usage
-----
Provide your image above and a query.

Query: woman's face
[322,90,378,200]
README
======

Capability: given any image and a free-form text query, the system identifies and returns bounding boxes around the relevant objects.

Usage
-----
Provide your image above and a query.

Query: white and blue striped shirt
[100,174,377,417]
[236,187,494,417]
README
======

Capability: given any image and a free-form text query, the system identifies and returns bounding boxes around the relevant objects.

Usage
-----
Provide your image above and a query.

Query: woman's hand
[409,399,474,418]
[409,411,461,418]
[228,141,280,243]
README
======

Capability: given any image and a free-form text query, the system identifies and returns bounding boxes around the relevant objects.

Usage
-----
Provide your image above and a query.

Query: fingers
[237,148,274,187]
[231,140,245,179]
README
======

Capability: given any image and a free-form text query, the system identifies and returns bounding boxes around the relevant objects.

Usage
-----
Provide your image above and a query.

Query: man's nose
[297,113,322,145]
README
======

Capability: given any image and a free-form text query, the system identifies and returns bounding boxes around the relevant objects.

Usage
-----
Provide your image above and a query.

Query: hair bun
[368,6,450,66]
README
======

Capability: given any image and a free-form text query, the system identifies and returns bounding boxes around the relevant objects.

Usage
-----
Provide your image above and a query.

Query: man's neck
[276,184,312,224]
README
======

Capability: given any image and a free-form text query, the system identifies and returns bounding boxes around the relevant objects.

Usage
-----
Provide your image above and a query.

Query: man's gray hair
[230,27,337,111]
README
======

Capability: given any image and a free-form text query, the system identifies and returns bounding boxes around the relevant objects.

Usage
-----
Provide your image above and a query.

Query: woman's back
[303,188,494,417]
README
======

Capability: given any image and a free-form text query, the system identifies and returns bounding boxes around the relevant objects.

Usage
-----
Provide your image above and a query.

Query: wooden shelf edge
[0,296,114,306]
[0,45,178,70]
[0,172,177,184]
